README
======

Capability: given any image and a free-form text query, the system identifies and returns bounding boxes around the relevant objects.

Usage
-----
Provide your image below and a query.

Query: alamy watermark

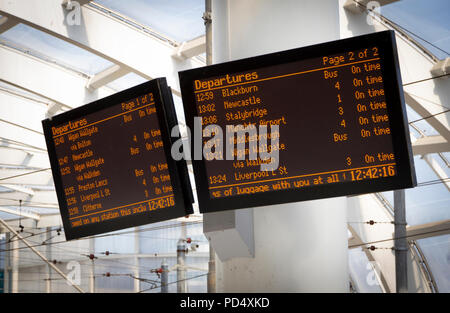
[366,261,382,287]
[66,260,81,286]
[64,1,81,26]
[170,118,280,171]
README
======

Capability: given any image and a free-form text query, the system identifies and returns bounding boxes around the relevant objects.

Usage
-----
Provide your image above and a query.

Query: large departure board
[43,79,193,240]
[179,31,416,213]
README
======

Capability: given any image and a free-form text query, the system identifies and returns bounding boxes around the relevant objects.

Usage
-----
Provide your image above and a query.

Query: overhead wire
[0,168,51,181]
[349,226,450,250]
[0,118,44,135]
[0,222,204,268]
[404,92,450,110]
[408,109,450,125]
[0,220,203,253]
[0,197,59,208]
[403,73,450,87]
[138,273,209,293]
[0,137,47,152]
[417,178,450,187]
[8,225,448,275]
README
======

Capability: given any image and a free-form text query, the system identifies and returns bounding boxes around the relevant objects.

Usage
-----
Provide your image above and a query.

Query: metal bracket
[202,12,212,25]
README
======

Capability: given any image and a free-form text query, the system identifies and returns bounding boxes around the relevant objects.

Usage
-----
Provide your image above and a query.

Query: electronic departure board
[43,79,193,240]
[179,30,416,213]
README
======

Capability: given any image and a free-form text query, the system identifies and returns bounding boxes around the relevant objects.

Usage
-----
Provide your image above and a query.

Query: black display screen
[43,79,193,240]
[179,31,416,213]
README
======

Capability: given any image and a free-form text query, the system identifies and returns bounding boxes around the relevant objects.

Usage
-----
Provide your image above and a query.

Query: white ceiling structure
[0,0,448,292]
[0,0,205,228]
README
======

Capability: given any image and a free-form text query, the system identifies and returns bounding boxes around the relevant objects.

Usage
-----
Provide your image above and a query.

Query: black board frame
[179,30,416,213]
[43,78,193,240]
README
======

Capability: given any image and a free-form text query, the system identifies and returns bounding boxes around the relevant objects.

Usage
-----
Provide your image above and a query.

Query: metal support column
[89,238,95,293]
[394,189,408,293]
[207,243,216,293]
[45,227,52,293]
[11,233,18,293]
[134,227,140,292]
[161,260,169,293]
[3,233,10,293]
[205,0,215,293]
[204,0,212,66]
[177,240,187,293]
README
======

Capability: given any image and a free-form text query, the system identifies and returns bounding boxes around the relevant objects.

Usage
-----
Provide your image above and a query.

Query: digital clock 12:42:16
[350,165,396,181]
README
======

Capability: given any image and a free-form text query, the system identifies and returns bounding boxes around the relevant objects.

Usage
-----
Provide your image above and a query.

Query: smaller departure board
[43,78,193,240]
[179,31,416,213]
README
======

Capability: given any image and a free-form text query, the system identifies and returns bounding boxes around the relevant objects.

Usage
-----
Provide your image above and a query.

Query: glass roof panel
[406,105,439,137]
[406,156,450,225]
[380,155,450,226]
[417,234,450,292]
[0,211,20,220]
[431,153,450,178]
[0,24,113,75]
[381,0,450,60]
[93,0,205,43]
[408,125,421,139]
[442,152,450,166]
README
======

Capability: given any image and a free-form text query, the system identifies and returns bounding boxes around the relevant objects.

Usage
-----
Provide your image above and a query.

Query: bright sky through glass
[94,0,205,43]
[0,24,113,75]
[382,0,450,60]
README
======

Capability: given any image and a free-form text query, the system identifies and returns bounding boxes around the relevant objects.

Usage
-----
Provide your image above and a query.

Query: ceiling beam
[0,15,18,33]
[172,36,206,60]
[86,64,130,90]
[0,92,46,134]
[412,135,449,155]
[0,206,40,220]
[0,137,46,154]
[46,102,64,118]
[343,0,399,14]
[61,0,92,6]
[0,189,57,204]
[0,184,35,196]
[0,118,46,151]
[0,147,49,168]
[403,219,450,241]
[0,44,113,109]
[405,92,450,142]
[0,79,68,111]
[0,168,52,185]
